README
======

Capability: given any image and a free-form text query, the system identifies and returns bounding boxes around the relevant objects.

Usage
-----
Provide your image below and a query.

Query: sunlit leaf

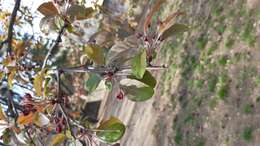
[51,134,67,146]
[8,70,16,89]
[0,72,4,81]
[161,23,189,40]
[67,5,94,20]
[65,130,73,139]
[54,16,65,30]
[17,112,36,125]
[34,112,50,127]
[0,105,6,121]
[84,44,105,65]
[37,2,59,16]
[2,56,13,66]
[67,23,74,33]
[97,117,126,144]
[43,77,51,97]
[14,41,30,58]
[131,49,146,79]
[85,73,102,93]
[127,70,156,88]
[34,71,45,97]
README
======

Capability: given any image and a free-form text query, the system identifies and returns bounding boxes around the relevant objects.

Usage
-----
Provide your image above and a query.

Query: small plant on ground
[242,127,253,142]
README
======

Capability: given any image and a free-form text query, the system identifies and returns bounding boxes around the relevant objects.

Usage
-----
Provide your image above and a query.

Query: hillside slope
[99,0,260,145]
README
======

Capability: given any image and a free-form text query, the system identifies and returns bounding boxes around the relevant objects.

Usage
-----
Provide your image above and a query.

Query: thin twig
[25,128,36,146]
[70,119,119,132]
[7,90,18,124]
[60,65,167,74]
[0,40,7,50]
[6,0,22,54]
[41,24,68,70]
[56,70,76,139]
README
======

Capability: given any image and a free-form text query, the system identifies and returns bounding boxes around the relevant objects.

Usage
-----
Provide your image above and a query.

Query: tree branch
[41,24,68,70]
[56,70,76,139]
[60,65,167,75]
[6,0,22,54]
[1,0,22,125]
[6,90,18,123]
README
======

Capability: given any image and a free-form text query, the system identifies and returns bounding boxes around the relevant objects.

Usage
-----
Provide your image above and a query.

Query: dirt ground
[98,0,260,146]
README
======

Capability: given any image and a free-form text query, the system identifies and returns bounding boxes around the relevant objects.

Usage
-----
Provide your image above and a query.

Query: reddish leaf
[143,0,165,33]
[37,2,59,16]
[17,112,36,125]
[158,11,185,36]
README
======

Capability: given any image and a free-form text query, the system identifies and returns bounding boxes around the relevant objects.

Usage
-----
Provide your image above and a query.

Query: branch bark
[3,0,22,125]
[41,24,68,70]
[56,70,76,139]
[6,0,22,54]
[60,65,167,75]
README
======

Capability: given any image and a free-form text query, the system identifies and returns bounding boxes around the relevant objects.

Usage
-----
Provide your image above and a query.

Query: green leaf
[97,117,126,144]
[3,129,11,144]
[131,50,146,79]
[121,85,154,101]
[51,134,67,146]
[128,70,156,88]
[67,5,94,20]
[161,23,189,40]
[0,72,4,80]
[65,130,74,139]
[67,23,74,33]
[84,73,102,93]
[34,71,45,97]
[43,77,51,97]
[105,80,113,91]
[84,44,105,65]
